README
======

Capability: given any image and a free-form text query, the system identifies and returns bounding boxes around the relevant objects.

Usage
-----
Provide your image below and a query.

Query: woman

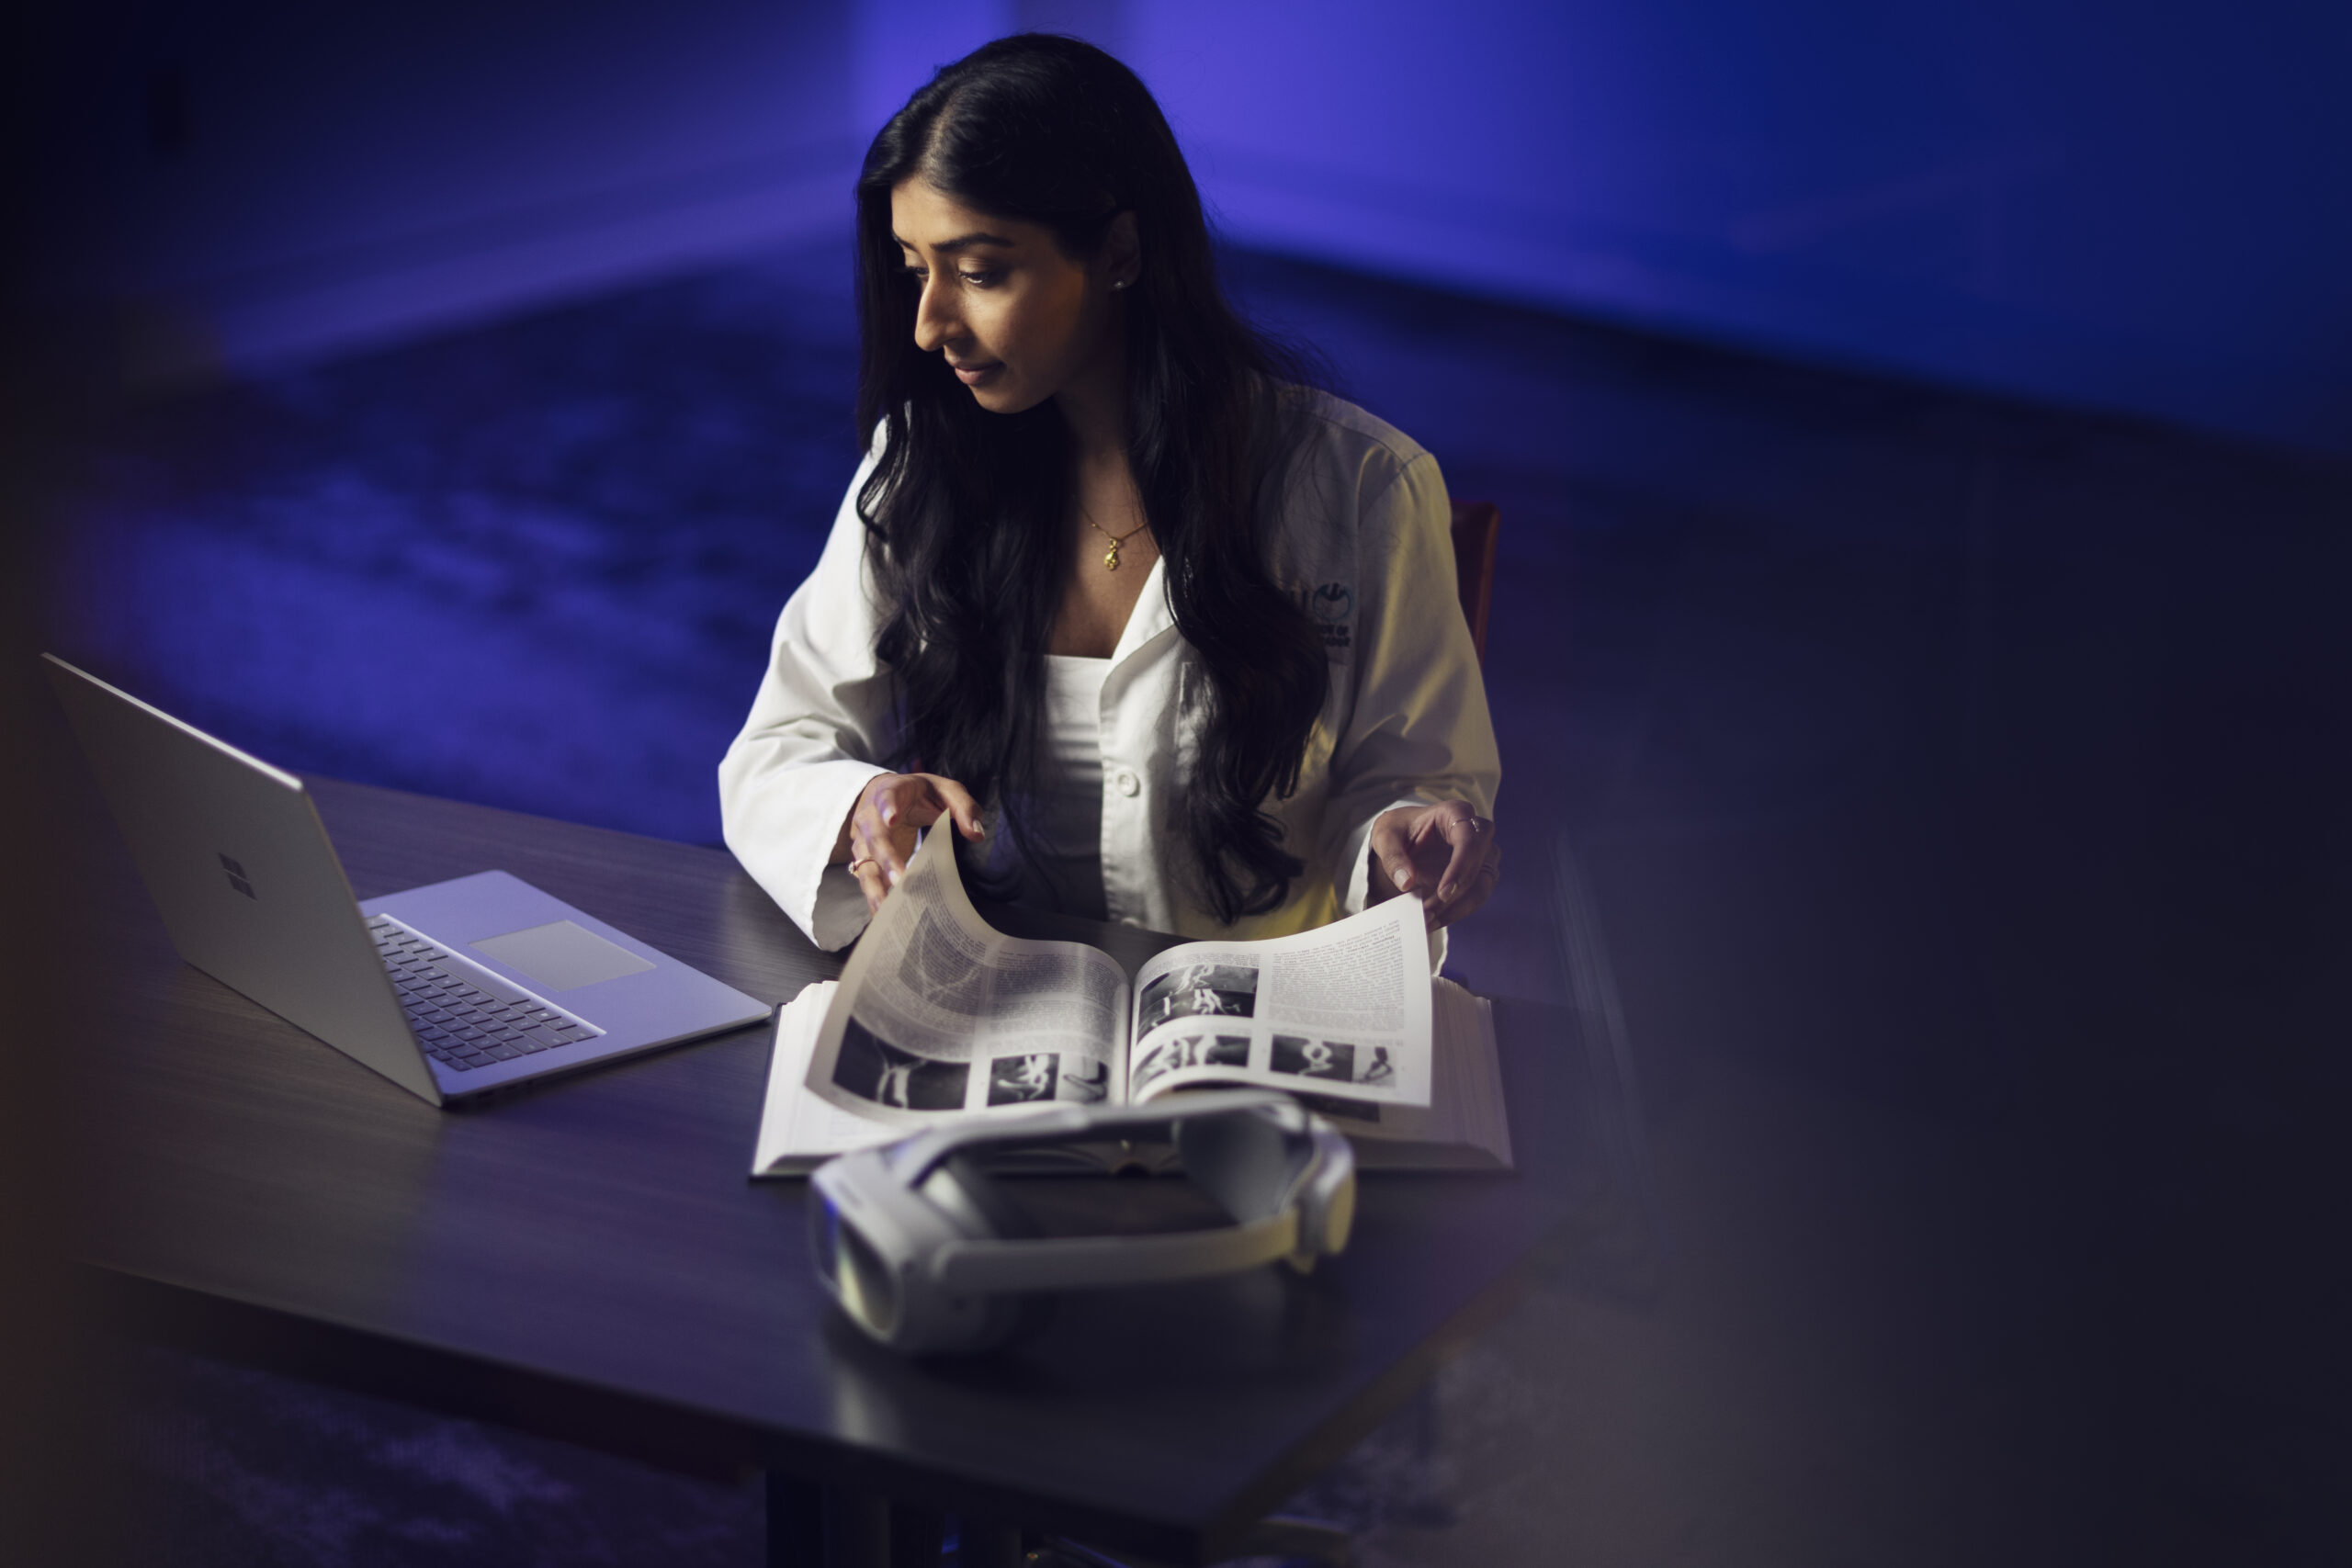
[719,34,1500,958]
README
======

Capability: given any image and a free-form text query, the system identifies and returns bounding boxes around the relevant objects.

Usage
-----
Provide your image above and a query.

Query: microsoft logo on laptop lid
[219,852,255,898]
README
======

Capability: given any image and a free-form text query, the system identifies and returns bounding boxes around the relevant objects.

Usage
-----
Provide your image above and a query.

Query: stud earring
[1110,278,1131,291]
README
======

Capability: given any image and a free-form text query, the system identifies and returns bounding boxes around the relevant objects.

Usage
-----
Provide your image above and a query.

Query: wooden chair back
[1449,500,1500,666]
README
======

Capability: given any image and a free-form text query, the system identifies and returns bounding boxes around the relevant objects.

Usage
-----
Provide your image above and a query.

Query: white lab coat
[718,394,1499,954]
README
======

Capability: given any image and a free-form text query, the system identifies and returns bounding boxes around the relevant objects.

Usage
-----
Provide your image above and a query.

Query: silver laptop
[45,653,772,1105]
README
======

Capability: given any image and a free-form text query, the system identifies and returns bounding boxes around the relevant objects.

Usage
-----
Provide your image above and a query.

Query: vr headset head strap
[932,1210,1302,1292]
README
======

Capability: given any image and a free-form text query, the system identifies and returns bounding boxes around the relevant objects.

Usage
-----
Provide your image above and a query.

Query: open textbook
[752,826,1514,1175]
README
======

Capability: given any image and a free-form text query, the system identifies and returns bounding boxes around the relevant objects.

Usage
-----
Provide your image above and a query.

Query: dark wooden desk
[64,778,1622,1565]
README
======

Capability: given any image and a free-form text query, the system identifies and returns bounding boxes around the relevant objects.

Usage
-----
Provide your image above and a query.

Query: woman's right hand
[836,773,987,914]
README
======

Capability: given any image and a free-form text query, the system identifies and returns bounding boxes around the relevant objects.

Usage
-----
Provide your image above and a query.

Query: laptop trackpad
[470,920,655,991]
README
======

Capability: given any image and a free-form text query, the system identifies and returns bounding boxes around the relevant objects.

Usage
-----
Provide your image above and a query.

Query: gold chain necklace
[1080,505,1151,571]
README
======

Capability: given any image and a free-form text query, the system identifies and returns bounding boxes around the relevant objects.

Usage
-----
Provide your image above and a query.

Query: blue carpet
[50,256,864,844]
[121,1347,763,1567]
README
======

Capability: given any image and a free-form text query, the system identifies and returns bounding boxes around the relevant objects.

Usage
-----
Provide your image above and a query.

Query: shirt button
[1112,769,1140,796]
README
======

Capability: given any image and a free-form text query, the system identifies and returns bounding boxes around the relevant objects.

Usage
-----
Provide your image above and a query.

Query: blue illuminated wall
[1136,0,2352,452]
[33,0,2351,452]
[33,3,859,377]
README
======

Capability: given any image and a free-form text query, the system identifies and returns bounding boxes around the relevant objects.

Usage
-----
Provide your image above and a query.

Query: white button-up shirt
[718,395,1500,955]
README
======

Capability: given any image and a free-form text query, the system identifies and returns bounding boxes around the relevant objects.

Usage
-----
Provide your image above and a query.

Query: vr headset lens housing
[814,1193,901,1340]
[808,1090,1355,1354]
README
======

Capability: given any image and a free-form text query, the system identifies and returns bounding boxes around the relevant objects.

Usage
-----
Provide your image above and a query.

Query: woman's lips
[950,361,1001,386]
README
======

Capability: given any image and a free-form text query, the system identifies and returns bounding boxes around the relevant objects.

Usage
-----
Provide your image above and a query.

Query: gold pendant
[1102,544,1121,570]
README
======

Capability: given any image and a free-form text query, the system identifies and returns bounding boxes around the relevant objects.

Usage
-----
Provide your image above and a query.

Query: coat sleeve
[718,457,895,951]
[1314,450,1501,921]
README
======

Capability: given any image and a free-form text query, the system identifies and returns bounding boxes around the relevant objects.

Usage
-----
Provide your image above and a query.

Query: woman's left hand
[1367,803,1501,931]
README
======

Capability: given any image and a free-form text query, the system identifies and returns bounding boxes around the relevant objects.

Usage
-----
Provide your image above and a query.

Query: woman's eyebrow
[893,231,1017,254]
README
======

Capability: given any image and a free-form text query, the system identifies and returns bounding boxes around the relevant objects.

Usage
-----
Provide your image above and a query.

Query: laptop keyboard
[368,916,602,1073]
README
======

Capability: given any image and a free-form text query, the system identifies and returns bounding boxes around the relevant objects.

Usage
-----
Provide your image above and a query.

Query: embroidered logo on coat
[1286,581,1353,652]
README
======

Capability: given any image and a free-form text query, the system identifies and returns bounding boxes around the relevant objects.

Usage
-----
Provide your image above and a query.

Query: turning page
[801,827,1132,1127]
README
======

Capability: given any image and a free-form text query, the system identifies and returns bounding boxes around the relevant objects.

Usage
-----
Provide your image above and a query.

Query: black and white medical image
[1136,964,1259,1031]
[833,1017,970,1111]
[987,1053,1057,1105]
[1270,1034,1356,1081]
[1130,1037,1181,1096]
[1055,1056,1109,1103]
[910,910,988,1012]
[1131,1032,1250,1095]
[1359,1046,1396,1087]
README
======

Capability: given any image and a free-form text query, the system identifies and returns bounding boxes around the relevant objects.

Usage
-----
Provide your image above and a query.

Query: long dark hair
[853,33,1329,923]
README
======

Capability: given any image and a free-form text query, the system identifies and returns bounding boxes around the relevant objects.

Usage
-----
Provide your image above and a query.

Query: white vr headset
[809,1089,1358,1354]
